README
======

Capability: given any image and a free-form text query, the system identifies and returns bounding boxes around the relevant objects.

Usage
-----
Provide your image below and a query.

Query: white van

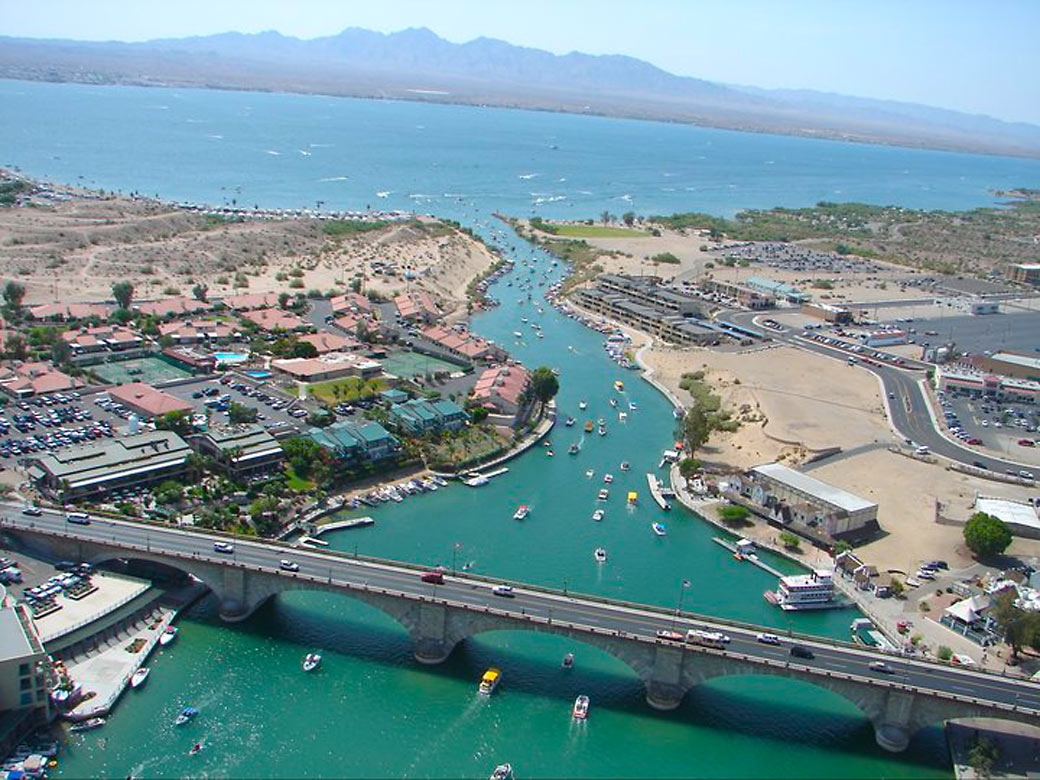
[914,445,930,455]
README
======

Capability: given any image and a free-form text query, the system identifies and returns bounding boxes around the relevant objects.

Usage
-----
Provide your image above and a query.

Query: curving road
[721,311,1036,476]
[4,505,1040,717]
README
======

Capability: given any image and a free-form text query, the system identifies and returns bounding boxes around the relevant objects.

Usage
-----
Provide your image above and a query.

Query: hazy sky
[3,0,1038,124]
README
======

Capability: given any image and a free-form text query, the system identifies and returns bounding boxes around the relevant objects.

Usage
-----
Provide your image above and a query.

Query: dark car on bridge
[790,645,814,660]
[420,571,444,584]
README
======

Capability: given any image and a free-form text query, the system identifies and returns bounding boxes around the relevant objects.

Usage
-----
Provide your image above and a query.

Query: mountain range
[1,26,1037,159]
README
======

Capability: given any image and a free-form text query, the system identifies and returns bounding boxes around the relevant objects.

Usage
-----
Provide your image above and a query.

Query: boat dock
[311,517,375,537]
[646,473,672,510]
[711,537,784,578]
[297,536,330,548]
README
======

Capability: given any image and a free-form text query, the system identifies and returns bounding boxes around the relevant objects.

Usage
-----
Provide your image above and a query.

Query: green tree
[682,406,713,454]
[967,735,999,778]
[779,530,800,550]
[155,409,193,437]
[278,291,291,309]
[888,578,905,598]
[718,504,750,527]
[528,367,560,414]
[155,479,184,506]
[112,280,134,310]
[963,512,1012,557]
[4,333,27,360]
[622,211,636,226]
[2,280,25,311]
[192,283,209,302]
[292,340,318,358]
[228,402,258,424]
[678,457,702,478]
[989,588,1040,659]
[936,645,953,661]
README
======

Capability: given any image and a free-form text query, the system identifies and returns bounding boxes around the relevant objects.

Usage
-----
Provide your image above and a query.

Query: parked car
[213,542,235,554]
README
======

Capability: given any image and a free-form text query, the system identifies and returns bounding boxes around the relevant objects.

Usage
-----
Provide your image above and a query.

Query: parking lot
[160,374,307,433]
[938,389,1040,471]
[0,392,125,465]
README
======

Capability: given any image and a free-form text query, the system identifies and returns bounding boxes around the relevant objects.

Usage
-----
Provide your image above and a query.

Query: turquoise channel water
[2,78,1030,777]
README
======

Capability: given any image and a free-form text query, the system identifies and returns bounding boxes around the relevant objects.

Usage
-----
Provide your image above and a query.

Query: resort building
[574,287,725,346]
[193,424,285,480]
[240,308,310,333]
[802,301,854,324]
[700,279,775,309]
[272,352,383,383]
[421,325,504,363]
[595,274,706,317]
[135,297,214,319]
[61,325,144,355]
[388,398,469,435]
[107,382,192,420]
[299,331,360,355]
[0,600,50,750]
[864,329,907,347]
[330,292,374,317]
[158,319,240,345]
[28,430,191,502]
[740,462,880,541]
[1008,263,1040,287]
[221,292,282,311]
[393,291,440,323]
[936,366,1040,404]
[973,497,1040,540]
[0,362,82,398]
[307,421,400,464]
[471,363,530,424]
[745,277,810,304]
[27,302,113,322]
[962,351,1040,383]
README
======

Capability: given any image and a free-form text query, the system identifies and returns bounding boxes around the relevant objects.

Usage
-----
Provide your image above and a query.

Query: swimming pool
[213,352,250,363]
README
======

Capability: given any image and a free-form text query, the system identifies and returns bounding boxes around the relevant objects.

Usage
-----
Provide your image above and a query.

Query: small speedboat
[188,742,203,757]
[561,653,574,669]
[175,706,199,726]
[652,522,667,536]
[303,653,322,672]
[585,469,595,478]
[479,668,501,695]
[578,401,587,410]
[609,398,618,408]
[490,763,513,780]
[629,402,638,410]
[598,424,607,436]
[130,668,150,689]
[594,547,607,563]
[584,420,594,433]
[572,694,590,720]
[592,509,604,521]
[597,488,609,501]
[159,626,179,646]
[603,474,613,484]
[620,461,630,471]
[513,505,530,520]
[568,444,579,455]
[565,416,575,427]
[70,717,105,732]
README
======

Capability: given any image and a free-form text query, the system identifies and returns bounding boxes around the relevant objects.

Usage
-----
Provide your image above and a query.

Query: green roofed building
[195,424,285,480]
[307,421,399,463]
[379,388,409,405]
[388,398,469,435]
[27,430,190,503]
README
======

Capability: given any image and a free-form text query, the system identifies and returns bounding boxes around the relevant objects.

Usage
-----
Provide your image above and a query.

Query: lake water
[2,78,1030,778]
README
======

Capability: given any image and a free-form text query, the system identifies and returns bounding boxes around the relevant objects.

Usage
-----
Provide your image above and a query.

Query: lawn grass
[308,376,386,405]
[285,465,316,492]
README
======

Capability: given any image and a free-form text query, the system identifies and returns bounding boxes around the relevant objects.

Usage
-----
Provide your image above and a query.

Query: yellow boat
[614,380,625,392]
[478,668,501,695]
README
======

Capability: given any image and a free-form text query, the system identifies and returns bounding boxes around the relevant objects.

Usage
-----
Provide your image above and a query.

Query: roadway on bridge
[4,506,1040,716]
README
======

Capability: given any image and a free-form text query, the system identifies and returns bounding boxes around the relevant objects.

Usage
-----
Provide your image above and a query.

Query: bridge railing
[5,514,1037,694]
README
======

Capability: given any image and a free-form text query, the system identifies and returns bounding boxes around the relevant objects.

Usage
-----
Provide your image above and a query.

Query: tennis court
[380,351,461,378]
[91,356,193,385]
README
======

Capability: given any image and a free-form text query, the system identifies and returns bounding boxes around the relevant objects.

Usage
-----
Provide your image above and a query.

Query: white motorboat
[603,473,614,484]
[303,653,322,672]
[585,469,595,479]
[652,522,668,536]
[568,443,580,455]
[594,547,608,563]
[618,412,627,422]
[130,668,150,689]
[69,717,106,733]
[620,461,630,471]
[629,402,638,410]
[609,398,618,408]
[578,401,587,410]
[490,764,513,780]
[174,706,199,726]
[561,653,574,669]
[572,694,590,719]
[513,505,530,520]
[597,488,609,500]
[592,509,604,521]
[159,626,179,646]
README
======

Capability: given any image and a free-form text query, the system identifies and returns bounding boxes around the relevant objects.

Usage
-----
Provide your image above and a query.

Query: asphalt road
[4,505,1039,716]
[722,311,1037,476]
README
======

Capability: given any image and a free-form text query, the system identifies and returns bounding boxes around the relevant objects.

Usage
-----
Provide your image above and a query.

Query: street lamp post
[452,542,461,576]
[671,578,692,629]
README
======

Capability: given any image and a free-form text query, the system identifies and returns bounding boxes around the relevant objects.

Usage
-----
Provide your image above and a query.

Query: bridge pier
[213,568,275,623]
[411,602,458,664]
[871,689,916,753]
[645,644,689,711]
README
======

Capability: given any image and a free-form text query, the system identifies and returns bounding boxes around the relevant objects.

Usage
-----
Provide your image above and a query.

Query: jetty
[312,517,375,537]
[646,473,672,510]
[711,537,784,578]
